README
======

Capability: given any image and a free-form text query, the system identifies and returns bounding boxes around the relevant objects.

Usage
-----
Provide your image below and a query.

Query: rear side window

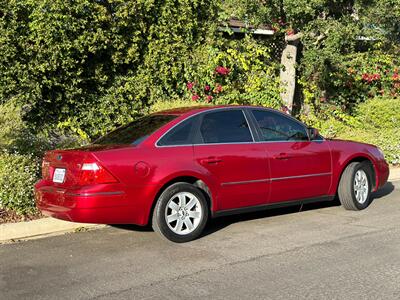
[251,110,308,141]
[157,116,198,146]
[199,110,253,144]
[93,115,177,145]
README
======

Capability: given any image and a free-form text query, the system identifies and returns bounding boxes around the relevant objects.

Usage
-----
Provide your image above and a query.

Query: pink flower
[372,73,381,80]
[214,84,223,94]
[392,73,399,81]
[361,73,369,81]
[206,95,213,102]
[215,66,230,76]
[192,94,200,101]
[186,82,195,90]
[204,85,210,92]
[361,73,380,83]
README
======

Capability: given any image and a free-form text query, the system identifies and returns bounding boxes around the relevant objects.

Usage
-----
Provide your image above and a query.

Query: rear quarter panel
[93,145,219,225]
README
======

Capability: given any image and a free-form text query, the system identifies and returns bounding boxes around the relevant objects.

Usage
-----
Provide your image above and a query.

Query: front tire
[338,162,373,211]
[152,182,209,243]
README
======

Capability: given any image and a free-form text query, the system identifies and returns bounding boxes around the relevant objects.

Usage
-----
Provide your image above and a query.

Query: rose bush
[326,51,400,111]
[182,35,282,108]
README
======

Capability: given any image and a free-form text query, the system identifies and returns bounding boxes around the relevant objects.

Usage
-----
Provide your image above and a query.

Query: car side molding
[212,195,335,218]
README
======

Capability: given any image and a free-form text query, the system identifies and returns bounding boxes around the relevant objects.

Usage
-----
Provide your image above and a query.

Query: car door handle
[273,153,292,160]
[200,157,223,164]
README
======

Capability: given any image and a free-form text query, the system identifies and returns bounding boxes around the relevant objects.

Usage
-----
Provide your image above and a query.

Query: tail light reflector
[42,160,50,180]
[79,161,118,185]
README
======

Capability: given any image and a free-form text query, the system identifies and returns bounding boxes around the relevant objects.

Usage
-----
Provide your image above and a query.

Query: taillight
[79,161,118,185]
[42,160,50,180]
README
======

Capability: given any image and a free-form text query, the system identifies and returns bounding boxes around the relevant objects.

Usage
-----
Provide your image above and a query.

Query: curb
[1,167,399,244]
[389,167,400,182]
[0,218,106,244]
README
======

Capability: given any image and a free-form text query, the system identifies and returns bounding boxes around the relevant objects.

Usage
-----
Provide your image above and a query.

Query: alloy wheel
[354,169,369,204]
[164,192,202,235]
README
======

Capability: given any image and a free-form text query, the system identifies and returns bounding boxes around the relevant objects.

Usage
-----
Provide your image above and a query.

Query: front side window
[93,114,177,145]
[251,110,308,141]
[157,116,198,146]
[199,110,253,144]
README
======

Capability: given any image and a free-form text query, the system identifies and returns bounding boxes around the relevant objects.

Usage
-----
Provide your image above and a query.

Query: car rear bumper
[35,182,138,224]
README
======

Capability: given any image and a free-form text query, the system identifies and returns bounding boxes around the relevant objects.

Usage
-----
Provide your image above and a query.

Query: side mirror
[308,127,319,140]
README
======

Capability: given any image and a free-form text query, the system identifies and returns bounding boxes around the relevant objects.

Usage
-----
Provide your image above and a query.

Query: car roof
[153,105,266,116]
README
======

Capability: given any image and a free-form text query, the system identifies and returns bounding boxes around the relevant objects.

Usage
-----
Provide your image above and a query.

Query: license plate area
[53,168,66,183]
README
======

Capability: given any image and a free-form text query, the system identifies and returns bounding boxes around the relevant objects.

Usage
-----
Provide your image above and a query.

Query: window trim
[93,114,177,146]
[156,114,200,147]
[155,107,255,147]
[154,106,324,148]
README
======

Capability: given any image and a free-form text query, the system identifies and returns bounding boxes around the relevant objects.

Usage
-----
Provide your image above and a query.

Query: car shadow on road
[109,182,395,237]
[371,181,395,200]
[201,181,395,238]
[201,200,341,238]
[110,224,153,232]
[109,199,342,235]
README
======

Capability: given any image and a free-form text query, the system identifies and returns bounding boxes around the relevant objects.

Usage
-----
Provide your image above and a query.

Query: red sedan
[35,106,389,242]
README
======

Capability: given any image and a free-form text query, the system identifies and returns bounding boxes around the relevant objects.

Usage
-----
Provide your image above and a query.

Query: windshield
[93,114,178,145]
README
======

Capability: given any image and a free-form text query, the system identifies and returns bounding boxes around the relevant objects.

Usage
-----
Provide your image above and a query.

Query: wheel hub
[178,208,188,219]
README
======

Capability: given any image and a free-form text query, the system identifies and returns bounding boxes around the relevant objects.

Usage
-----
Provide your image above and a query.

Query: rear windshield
[93,114,177,145]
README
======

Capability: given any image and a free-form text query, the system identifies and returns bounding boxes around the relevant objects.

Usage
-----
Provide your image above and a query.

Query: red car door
[250,109,332,203]
[193,109,269,211]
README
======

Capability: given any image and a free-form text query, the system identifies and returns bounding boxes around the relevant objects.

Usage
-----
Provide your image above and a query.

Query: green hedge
[0,0,285,140]
[0,152,40,214]
[303,97,400,165]
[0,0,219,138]
[0,100,84,215]
[2,0,398,139]
[355,98,400,130]
[340,98,400,165]
[338,128,400,165]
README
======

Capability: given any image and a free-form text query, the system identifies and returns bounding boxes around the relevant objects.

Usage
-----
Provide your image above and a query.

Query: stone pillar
[280,33,302,114]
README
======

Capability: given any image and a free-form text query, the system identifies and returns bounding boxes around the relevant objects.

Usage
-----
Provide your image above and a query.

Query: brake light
[79,161,118,185]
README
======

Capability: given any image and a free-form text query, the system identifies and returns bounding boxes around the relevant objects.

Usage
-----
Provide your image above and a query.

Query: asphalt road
[1,181,400,300]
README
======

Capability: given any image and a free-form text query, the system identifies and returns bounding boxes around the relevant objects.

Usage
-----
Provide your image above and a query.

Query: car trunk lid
[42,150,92,188]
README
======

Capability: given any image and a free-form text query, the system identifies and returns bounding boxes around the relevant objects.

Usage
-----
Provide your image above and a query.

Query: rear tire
[152,182,209,243]
[338,162,373,211]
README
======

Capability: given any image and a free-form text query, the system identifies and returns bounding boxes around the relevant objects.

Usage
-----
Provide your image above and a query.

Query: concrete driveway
[1,181,399,300]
